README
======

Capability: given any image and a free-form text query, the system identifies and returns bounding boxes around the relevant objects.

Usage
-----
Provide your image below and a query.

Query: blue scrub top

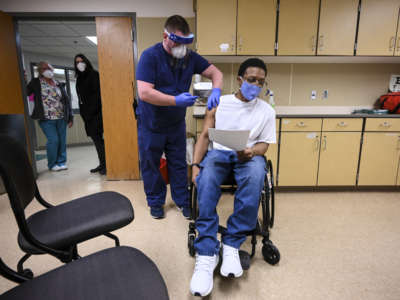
[136,43,210,131]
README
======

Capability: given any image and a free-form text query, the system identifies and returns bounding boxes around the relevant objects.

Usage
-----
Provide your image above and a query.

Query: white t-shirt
[213,94,276,151]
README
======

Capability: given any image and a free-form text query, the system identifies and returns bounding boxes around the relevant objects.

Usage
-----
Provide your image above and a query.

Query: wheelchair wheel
[262,241,280,265]
[266,160,275,228]
[188,235,195,257]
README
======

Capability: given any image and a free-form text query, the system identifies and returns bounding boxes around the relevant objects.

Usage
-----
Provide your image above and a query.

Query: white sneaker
[190,254,219,297]
[220,243,243,278]
[50,165,62,172]
[58,164,68,170]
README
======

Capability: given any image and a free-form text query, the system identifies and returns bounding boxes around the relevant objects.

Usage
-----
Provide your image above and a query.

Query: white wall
[0,0,194,17]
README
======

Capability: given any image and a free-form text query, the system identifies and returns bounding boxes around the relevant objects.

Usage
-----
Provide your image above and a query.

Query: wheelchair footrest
[239,250,251,270]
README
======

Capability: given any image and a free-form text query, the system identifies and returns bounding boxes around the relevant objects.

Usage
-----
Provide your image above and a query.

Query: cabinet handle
[311,35,316,52]
[319,35,324,51]
[315,136,320,151]
[380,121,391,128]
[397,37,400,52]
[231,35,235,52]
[338,121,347,127]
[238,36,243,52]
[296,121,306,127]
[322,135,327,150]
[397,136,400,150]
[389,36,395,51]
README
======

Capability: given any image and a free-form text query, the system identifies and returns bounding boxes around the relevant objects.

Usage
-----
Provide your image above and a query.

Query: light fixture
[86,36,97,45]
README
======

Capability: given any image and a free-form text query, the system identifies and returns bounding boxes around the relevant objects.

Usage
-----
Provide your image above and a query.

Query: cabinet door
[277,0,320,55]
[358,133,400,186]
[357,0,400,56]
[278,132,320,186]
[237,0,277,55]
[196,0,237,55]
[317,0,359,55]
[265,133,279,185]
[318,132,361,186]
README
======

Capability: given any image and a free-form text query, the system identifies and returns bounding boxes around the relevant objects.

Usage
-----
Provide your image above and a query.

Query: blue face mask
[240,79,262,101]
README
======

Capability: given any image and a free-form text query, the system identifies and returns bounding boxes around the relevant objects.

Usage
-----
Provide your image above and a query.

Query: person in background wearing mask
[27,61,73,172]
[189,58,276,297]
[74,54,106,175]
[136,15,223,219]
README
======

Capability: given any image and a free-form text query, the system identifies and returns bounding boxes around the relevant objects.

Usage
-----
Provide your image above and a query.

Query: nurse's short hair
[164,15,190,35]
[238,58,267,77]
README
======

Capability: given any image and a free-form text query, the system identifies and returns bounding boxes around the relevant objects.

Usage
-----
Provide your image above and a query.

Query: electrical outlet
[311,90,317,100]
[323,89,328,99]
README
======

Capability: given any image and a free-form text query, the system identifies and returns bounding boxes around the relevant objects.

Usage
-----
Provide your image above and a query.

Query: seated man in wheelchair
[190,58,276,297]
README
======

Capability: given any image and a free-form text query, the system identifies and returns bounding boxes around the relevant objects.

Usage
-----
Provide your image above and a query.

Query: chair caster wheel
[21,269,34,279]
[188,235,195,257]
[239,250,251,270]
[262,241,280,265]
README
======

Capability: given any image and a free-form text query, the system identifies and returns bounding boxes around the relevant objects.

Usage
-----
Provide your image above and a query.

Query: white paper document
[208,128,250,151]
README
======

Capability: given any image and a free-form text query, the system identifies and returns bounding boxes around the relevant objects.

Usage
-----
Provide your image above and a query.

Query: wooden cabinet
[357,0,400,56]
[358,132,400,185]
[196,0,237,55]
[265,119,280,185]
[318,132,361,186]
[317,0,359,55]
[196,0,276,55]
[358,118,400,186]
[317,118,362,186]
[279,131,321,186]
[277,0,320,55]
[237,0,277,55]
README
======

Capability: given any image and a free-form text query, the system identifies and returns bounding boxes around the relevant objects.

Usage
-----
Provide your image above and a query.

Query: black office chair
[0,246,169,299]
[187,158,280,269]
[0,134,134,278]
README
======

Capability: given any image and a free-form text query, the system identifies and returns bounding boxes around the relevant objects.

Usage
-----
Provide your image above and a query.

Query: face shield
[164,29,194,44]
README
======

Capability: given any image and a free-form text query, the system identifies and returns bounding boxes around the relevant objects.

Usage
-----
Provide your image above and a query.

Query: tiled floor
[1,145,400,299]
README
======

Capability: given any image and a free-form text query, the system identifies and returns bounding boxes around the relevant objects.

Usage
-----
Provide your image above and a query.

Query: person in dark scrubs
[136,15,223,219]
[74,54,106,175]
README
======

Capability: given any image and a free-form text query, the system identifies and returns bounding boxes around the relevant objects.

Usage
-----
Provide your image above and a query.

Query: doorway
[6,13,140,179]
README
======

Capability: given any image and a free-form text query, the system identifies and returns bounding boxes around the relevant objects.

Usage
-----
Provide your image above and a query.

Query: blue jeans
[38,119,67,169]
[194,150,266,256]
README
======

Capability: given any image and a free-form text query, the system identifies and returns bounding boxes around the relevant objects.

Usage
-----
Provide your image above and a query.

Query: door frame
[8,12,138,177]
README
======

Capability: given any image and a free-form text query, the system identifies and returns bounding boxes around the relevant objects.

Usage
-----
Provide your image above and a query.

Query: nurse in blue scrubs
[136,15,223,219]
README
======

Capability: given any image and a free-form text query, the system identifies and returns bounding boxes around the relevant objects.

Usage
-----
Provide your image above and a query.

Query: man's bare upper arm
[199,107,216,139]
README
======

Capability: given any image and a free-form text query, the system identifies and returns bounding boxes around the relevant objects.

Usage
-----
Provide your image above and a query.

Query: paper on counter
[208,128,250,151]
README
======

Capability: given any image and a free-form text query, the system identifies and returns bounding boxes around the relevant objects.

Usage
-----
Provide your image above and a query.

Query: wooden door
[318,132,361,186]
[237,0,277,55]
[96,17,139,180]
[357,0,400,56]
[317,0,359,55]
[358,133,400,185]
[278,132,320,186]
[0,12,24,115]
[196,0,237,55]
[277,0,320,55]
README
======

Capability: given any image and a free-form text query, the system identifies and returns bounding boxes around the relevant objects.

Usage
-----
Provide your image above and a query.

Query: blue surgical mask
[240,78,262,101]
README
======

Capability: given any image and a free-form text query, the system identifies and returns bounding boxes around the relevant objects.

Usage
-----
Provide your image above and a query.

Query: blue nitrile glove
[175,92,198,107]
[207,88,221,110]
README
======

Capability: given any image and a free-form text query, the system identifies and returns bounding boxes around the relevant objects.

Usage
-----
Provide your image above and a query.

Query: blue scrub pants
[194,150,266,256]
[38,119,67,169]
[138,121,188,208]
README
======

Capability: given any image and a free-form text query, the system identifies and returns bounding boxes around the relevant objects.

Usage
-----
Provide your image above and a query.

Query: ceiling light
[86,36,97,45]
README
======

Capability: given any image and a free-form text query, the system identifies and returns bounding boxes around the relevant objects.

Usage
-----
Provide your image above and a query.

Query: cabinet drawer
[322,118,363,131]
[364,118,400,132]
[281,118,322,131]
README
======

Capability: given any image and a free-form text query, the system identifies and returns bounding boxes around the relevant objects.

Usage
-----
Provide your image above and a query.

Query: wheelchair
[187,157,280,269]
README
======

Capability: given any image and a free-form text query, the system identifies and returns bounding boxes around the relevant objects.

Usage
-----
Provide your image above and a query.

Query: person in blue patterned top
[27,62,73,171]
